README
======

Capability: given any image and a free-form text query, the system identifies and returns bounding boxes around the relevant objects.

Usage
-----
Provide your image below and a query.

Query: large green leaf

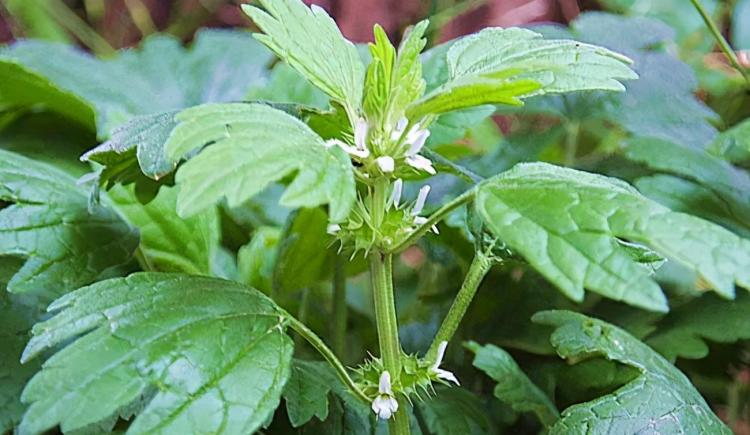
[283,360,334,427]
[0,149,137,298]
[475,163,750,312]
[166,103,356,222]
[108,185,220,275]
[274,208,333,293]
[467,342,559,426]
[533,310,730,434]
[407,26,636,118]
[243,0,365,114]
[0,29,272,135]
[20,273,294,435]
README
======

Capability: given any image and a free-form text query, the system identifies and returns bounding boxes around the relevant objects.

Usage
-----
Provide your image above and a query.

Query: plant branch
[332,254,347,358]
[689,0,750,86]
[426,249,493,360]
[284,312,370,405]
[387,187,477,254]
[44,0,116,57]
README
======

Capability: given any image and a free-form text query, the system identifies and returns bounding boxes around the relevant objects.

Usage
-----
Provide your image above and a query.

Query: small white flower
[431,341,460,385]
[376,156,395,173]
[371,371,399,420]
[412,185,431,216]
[406,127,430,156]
[355,118,369,151]
[405,154,436,175]
[326,224,341,235]
[391,117,409,141]
[389,179,403,209]
[326,138,370,159]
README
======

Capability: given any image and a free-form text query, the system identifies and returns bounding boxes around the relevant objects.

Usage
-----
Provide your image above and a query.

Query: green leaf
[0,149,137,299]
[709,118,750,162]
[533,310,731,434]
[243,0,365,114]
[466,342,559,426]
[246,62,330,109]
[108,185,220,275]
[166,103,356,222]
[238,226,281,294]
[20,273,294,435]
[646,292,750,360]
[274,208,333,293]
[283,360,333,427]
[475,162,750,312]
[408,27,637,117]
[417,387,495,435]
[0,29,272,135]
[624,137,750,237]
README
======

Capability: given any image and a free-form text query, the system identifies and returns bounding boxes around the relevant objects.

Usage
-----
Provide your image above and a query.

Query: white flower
[405,154,436,175]
[431,341,459,385]
[325,138,369,159]
[376,156,395,173]
[326,224,341,235]
[391,117,409,141]
[389,179,403,210]
[405,126,430,156]
[371,371,399,420]
[355,118,369,152]
[411,185,439,234]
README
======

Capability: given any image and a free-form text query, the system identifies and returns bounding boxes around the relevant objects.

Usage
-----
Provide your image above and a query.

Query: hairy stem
[370,251,410,435]
[689,0,750,86]
[426,250,493,360]
[284,312,370,405]
[332,254,347,358]
[387,187,476,254]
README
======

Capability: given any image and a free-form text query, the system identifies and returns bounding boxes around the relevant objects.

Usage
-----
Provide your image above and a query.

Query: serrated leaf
[467,342,559,426]
[475,162,750,311]
[20,273,293,435]
[243,0,365,114]
[108,185,220,275]
[274,208,333,293]
[417,387,495,435]
[408,27,636,117]
[165,103,356,222]
[283,360,334,427]
[0,29,272,135]
[533,310,731,434]
[0,149,137,299]
[646,292,750,360]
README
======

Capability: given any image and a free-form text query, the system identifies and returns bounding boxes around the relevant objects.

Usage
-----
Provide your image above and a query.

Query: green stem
[44,0,116,57]
[426,250,493,360]
[387,187,476,254]
[294,288,311,348]
[564,120,580,167]
[284,313,370,405]
[689,0,750,86]
[370,251,410,435]
[332,254,347,358]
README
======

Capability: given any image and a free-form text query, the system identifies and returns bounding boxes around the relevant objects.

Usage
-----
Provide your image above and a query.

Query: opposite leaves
[20,273,294,435]
[475,162,750,312]
[166,103,356,222]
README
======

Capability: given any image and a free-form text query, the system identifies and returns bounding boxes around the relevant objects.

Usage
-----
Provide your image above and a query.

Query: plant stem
[689,0,750,86]
[426,250,493,360]
[369,251,410,435]
[387,187,476,255]
[284,312,370,405]
[332,254,347,358]
[44,0,116,57]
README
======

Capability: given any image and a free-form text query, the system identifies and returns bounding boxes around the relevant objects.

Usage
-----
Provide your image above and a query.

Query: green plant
[1,0,749,434]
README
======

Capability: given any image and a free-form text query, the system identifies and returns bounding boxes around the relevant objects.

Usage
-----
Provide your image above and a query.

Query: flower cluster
[325,117,436,177]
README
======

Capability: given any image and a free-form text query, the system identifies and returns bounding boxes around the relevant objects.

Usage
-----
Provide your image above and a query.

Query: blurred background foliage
[1,0,749,433]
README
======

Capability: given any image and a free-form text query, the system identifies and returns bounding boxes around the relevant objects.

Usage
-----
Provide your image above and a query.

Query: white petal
[338,142,370,158]
[355,118,369,151]
[324,139,345,149]
[433,341,448,369]
[326,224,341,235]
[406,128,430,156]
[371,395,399,420]
[406,155,436,175]
[376,156,395,173]
[413,216,428,225]
[412,185,431,216]
[389,179,403,209]
[431,225,440,234]
[378,370,393,395]
[391,117,409,141]
[435,368,460,385]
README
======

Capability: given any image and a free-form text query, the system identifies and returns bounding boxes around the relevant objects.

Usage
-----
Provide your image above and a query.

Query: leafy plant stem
[387,187,476,254]
[426,249,493,361]
[332,253,347,358]
[689,0,750,86]
[283,311,371,405]
[369,251,410,435]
